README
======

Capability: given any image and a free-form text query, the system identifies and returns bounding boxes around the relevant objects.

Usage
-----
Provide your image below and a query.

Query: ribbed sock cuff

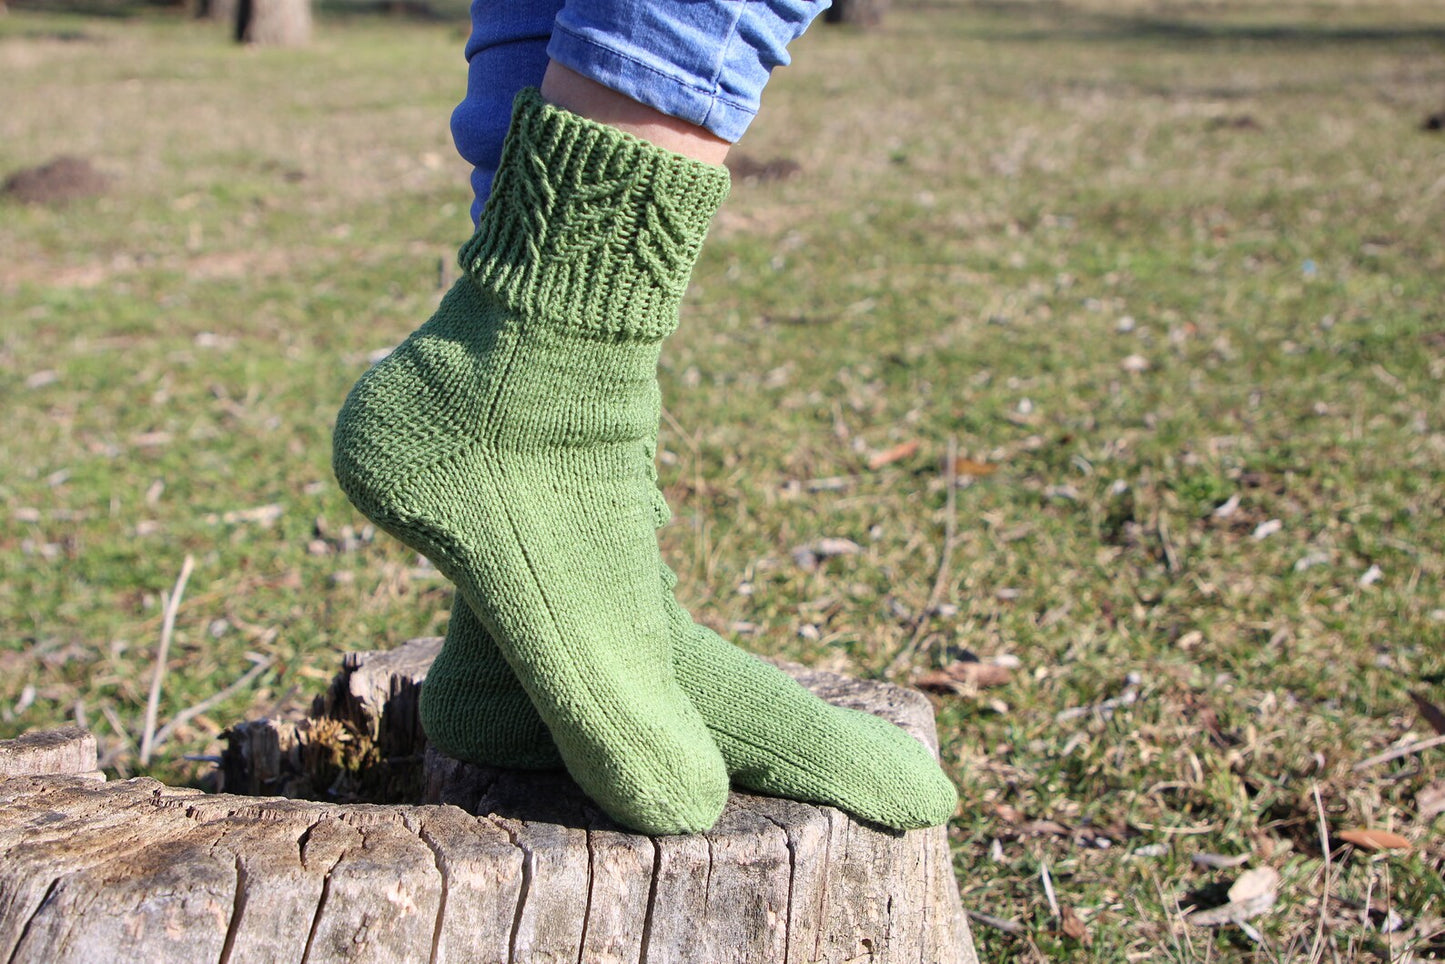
[459,88,730,342]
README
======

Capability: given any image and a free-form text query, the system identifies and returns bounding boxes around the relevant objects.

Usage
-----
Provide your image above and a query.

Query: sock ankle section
[460,88,730,342]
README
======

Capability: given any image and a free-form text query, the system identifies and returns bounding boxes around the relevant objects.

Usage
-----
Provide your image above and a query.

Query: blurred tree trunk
[194,0,236,26]
[236,0,311,45]
[826,0,889,27]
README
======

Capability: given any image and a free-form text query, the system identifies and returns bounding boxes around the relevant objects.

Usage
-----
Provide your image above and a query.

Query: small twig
[139,554,194,766]
[1191,852,1250,869]
[1132,820,1218,836]
[1157,511,1180,573]
[1149,875,1191,962]
[100,702,137,754]
[1381,860,1395,950]
[1313,783,1332,961]
[1056,680,1141,722]
[886,435,958,677]
[964,908,1025,936]
[1040,859,1061,921]
[150,658,273,751]
[1352,733,1445,771]
[1361,867,1375,931]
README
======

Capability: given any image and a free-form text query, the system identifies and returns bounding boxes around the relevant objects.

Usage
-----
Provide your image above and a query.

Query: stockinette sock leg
[333,90,730,835]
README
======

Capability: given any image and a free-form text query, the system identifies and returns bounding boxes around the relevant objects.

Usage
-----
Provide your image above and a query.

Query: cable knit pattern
[459,89,729,342]
[332,90,729,835]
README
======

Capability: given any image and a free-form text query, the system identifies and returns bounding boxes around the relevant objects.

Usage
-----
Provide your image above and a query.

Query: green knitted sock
[333,90,730,835]
[663,569,959,830]
[428,445,956,829]
[421,593,564,771]
[434,570,957,830]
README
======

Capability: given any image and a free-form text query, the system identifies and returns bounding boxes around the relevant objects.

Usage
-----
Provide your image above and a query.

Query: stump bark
[1,640,979,963]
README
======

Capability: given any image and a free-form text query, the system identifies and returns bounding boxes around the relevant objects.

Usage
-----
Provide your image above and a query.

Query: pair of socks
[428,565,960,832]
[333,89,956,835]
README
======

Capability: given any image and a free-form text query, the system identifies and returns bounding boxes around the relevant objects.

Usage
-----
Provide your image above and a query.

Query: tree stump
[1,640,979,963]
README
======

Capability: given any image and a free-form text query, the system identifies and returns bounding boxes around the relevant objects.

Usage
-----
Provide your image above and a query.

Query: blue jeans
[451,0,830,223]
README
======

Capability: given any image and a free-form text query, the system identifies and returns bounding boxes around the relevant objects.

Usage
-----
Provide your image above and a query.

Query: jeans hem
[547,24,758,143]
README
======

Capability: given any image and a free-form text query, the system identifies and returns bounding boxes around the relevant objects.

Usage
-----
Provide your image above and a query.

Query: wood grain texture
[1,640,979,963]
[0,726,99,781]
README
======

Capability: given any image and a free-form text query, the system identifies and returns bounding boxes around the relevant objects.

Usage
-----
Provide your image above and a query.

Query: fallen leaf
[791,537,862,571]
[992,803,1023,824]
[1410,691,1445,736]
[132,431,174,448]
[1060,906,1092,944]
[1252,518,1282,540]
[1417,780,1445,821]
[1228,866,1280,904]
[1187,866,1280,927]
[950,457,998,478]
[914,660,1013,694]
[1337,828,1412,852]
[806,537,861,557]
[1211,493,1241,519]
[1120,353,1150,373]
[867,439,920,470]
[1018,819,1071,838]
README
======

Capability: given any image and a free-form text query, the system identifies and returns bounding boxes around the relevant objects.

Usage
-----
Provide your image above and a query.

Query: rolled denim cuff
[547,0,829,144]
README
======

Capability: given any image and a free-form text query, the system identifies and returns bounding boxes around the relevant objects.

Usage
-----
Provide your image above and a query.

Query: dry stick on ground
[1352,733,1445,771]
[1040,858,1061,922]
[964,909,1025,936]
[1312,783,1332,961]
[150,657,273,752]
[1157,511,1181,574]
[886,435,958,678]
[139,553,194,766]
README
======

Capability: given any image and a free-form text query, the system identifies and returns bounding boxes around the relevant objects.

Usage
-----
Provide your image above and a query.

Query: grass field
[3,0,1445,959]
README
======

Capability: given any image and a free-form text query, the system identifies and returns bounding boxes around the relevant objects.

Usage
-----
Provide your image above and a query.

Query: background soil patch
[3,155,109,204]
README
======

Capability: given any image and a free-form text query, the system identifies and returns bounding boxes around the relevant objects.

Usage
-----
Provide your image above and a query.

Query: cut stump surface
[0,639,979,964]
